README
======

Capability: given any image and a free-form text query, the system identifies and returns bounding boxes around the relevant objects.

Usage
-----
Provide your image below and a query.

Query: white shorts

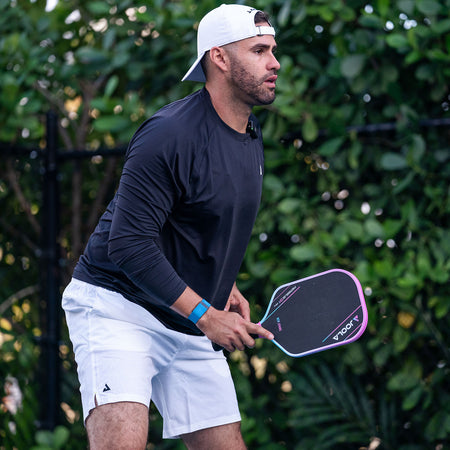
[62,278,241,439]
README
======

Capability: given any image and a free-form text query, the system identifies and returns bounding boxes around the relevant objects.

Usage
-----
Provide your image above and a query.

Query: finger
[239,301,251,321]
[249,323,274,340]
[230,331,250,352]
[224,344,235,352]
[243,335,256,349]
[225,340,242,352]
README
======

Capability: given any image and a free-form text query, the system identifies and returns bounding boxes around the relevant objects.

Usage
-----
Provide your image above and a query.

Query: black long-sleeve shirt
[73,88,264,335]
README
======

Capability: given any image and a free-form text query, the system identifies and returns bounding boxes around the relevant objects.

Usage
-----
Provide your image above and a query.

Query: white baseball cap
[182,4,276,82]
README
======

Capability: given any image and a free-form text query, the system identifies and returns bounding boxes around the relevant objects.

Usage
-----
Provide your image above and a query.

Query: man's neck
[205,83,252,134]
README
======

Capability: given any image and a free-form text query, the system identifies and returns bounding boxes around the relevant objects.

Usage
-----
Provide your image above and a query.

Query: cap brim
[182,54,206,82]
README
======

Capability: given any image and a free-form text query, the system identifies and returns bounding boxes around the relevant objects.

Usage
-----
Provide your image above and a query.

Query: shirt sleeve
[107,117,189,307]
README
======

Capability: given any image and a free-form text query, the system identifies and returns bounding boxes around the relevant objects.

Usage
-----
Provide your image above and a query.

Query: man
[62,4,280,449]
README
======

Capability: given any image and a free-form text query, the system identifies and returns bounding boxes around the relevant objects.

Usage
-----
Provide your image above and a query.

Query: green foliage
[1,0,449,449]
[31,426,70,450]
[0,299,41,449]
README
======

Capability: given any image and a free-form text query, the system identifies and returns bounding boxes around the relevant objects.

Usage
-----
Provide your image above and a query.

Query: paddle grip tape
[188,299,211,324]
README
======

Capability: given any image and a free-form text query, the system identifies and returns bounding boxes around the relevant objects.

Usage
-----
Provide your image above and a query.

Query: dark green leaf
[380,152,408,170]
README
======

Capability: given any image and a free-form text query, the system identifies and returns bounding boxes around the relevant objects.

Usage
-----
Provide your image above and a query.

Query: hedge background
[1,0,449,448]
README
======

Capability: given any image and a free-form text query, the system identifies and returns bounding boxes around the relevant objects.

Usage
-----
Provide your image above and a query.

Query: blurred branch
[4,159,41,235]
[71,161,83,266]
[69,77,106,265]
[33,81,74,149]
[33,81,66,118]
[86,156,118,233]
[416,295,450,363]
[0,285,40,315]
[77,77,105,148]
[0,216,39,254]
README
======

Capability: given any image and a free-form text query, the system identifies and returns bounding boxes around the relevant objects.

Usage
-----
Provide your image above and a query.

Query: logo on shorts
[103,384,111,392]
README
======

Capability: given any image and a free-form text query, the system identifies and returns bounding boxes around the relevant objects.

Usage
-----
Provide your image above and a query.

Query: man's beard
[229,57,277,107]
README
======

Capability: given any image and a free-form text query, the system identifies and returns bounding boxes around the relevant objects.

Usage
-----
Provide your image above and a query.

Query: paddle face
[259,269,368,357]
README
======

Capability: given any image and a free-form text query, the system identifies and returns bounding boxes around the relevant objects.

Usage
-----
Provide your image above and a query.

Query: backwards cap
[182,4,275,82]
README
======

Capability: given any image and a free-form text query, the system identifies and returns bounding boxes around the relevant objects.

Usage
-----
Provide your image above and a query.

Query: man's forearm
[170,286,206,319]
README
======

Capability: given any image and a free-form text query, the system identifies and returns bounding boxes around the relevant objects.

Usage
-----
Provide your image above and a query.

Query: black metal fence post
[40,110,61,430]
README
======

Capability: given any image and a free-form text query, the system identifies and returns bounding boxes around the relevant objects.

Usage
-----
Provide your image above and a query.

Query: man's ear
[209,46,229,75]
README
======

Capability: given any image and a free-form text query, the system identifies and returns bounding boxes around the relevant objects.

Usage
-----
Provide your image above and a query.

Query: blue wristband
[188,299,211,324]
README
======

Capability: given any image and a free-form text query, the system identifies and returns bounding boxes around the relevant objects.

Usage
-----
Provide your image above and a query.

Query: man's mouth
[264,75,278,88]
